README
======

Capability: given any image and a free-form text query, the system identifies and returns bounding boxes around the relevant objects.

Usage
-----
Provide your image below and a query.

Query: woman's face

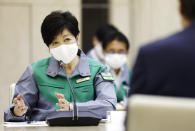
[104,40,128,55]
[49,29,78,49]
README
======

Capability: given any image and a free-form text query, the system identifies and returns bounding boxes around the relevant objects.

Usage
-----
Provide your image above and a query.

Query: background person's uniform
[87,48,104,64]
[4,50,116,122]
[110,65,131,102]
[129,21,195,97]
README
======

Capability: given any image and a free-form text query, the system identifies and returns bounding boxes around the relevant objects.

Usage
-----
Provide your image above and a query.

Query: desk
[1,111,126,131]
[0,124,106,131]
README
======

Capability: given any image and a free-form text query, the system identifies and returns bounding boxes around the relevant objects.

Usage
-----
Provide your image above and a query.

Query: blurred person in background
[129,0,195,97]
[87,24,118,63]
[103,31,132,103]
[4,11,116,122]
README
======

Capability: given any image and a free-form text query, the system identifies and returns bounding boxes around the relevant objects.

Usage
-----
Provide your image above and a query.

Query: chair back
[127,95,195,131]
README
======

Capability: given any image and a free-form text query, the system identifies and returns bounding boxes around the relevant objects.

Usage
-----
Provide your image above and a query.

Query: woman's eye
[64,38,71,41]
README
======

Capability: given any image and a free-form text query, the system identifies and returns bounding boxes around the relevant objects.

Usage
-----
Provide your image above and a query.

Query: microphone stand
[67,77,78,120]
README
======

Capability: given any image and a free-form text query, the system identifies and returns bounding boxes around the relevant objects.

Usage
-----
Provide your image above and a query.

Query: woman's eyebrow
[62,34,69,38]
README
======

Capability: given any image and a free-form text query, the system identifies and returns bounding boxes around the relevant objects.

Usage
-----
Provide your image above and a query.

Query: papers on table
[106,111,126,131]
[116,103,126,111]
[99,119,108,123]
[3,121,48,127]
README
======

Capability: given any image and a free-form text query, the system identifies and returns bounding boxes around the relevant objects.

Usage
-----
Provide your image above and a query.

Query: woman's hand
[55,92,70,111]
[13,94,28,116]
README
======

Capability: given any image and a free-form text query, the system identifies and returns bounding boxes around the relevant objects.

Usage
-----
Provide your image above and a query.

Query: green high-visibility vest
[32,57,107,110]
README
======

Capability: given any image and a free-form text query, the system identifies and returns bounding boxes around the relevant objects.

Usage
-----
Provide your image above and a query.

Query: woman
[4,11,116,121]
[103,31,131,103]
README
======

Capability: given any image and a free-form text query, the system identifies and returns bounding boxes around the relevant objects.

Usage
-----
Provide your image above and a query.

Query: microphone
[67,77,78,120]
[46,76,102,126]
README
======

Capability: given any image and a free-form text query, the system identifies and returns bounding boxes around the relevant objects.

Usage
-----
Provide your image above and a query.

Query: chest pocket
[39,83,65,89]
[38,83,65,95]
[73,81,94,102]
[37,83,69,107]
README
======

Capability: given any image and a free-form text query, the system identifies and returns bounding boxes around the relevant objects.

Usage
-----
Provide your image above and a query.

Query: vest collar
[47,49,91,77]
[77,50,91,77]
[46,56,60,77]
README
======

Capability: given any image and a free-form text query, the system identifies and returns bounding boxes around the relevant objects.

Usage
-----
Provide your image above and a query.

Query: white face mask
[105,53,127,69]
[50,43,78,64]
[94,43,104,60]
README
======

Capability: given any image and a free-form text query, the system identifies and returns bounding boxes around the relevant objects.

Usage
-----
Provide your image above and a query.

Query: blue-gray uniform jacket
[4,50,117,122]
[111,64,131,102]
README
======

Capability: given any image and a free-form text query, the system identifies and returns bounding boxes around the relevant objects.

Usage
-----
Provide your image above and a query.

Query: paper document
[99,119,108,123]
[3,121,48,127]
[106,111,126,131]
[116,103,126,111]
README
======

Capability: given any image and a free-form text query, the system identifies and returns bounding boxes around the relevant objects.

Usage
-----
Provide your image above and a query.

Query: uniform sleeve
[75,67,117,119]
[128,47,146,96]
[4,65,38,122]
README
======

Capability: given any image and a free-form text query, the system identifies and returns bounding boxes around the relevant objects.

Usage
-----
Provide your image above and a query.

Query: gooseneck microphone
[66,77,78,120]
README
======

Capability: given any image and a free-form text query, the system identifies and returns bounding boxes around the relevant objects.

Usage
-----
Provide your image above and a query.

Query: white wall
[0,0,81,123]
[129,0,182,67]
[109,0,182,68]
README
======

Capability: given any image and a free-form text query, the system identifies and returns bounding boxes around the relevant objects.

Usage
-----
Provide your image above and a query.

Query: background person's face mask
[50,43,78,64]
[105,53,127,69]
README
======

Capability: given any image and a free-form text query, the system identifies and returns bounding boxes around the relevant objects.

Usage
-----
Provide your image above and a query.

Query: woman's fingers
[13,98,18,104]
[13,105,28,116]
[58,98,67,104]
[57,99,69,107]
[15,98,25,108]
[56,106,69,112]
[17,106,28,115]
[17,94,23,100]
[21,106,28,112]
[16,102,26,110]
[54,92,70,111]
[13,94,23,104]
[55,92,64,99]
[13,94,28,116]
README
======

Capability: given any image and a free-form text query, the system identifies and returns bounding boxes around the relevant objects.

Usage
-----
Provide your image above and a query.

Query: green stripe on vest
[32,57,106,110]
